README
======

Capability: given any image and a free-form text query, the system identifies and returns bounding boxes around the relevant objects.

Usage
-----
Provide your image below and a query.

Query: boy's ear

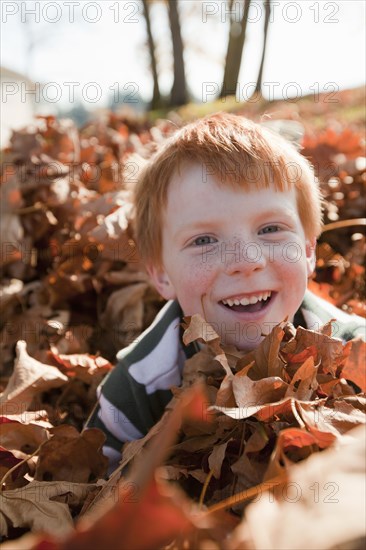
[146,264,177,300]
[305,237,317,277]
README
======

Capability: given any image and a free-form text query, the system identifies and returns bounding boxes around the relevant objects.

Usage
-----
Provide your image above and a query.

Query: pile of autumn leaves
[0,112,365,549]
[0,114,169,380]
[1,313,365,549]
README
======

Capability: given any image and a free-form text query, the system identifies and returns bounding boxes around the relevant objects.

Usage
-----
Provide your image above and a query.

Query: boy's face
[149,163,316,351]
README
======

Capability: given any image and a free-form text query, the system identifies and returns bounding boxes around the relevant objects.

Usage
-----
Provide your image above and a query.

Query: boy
[86,113,365,470]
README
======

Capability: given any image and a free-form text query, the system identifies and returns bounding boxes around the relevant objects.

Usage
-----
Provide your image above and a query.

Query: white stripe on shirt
[98,393,144,442]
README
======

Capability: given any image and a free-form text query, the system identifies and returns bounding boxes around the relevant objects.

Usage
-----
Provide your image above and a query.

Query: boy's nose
[222,241,267,275]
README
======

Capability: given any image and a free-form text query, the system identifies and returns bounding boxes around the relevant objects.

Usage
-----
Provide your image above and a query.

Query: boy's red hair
[132,113,323,268]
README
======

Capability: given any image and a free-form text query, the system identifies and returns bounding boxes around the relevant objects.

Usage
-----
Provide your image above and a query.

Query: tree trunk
[220,0,251,99]
[141,0,162,109]
[167,0,188,107]
[255,0,271,94]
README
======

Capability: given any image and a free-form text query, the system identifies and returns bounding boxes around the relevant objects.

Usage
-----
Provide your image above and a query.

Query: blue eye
[259,225,280,234]
[193,236,217,246]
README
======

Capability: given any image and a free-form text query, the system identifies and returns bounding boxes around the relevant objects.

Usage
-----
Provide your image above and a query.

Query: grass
[146,86,365,130]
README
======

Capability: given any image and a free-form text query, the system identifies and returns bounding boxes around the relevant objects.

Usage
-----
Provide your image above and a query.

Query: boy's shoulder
[85,299,186,467]
[114,299,185,389]
[301,289,366,342]
[117,299,182,366]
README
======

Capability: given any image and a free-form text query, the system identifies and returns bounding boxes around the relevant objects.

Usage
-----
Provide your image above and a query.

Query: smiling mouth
[220,291,275,313]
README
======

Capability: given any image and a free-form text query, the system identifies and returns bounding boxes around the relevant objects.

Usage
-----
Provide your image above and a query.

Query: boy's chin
[221,321,296,352]
[221,334,266,353]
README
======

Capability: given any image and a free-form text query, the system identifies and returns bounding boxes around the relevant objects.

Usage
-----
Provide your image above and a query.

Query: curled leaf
[0,341,68,414]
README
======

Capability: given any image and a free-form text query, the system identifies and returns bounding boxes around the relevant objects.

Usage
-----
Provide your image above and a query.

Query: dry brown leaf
[102,269,149,286]
[227,425,366,550]
[181,348,219,389]
[55,476,195,550]
[0,410,51,427]
[34,425,108,483]
[0,446,31,490]
[0,341,68,414]
[0,213,24,268]
[233,375,288,408]
[264,427,329,481]
[230,453,266,496]
[215,372,236,408]
[283,344,318,366]
[282,325,346,376]
[171,433,220,454]
[244,423,269,455]
[89,202,139,264]
[49,325,93,357]
[1,304,58,364]
[298,399,366,441]
[239,324,286,381]
[0,532,51,550]
[78,190,129,218]
[51,353,113,383]
[341,337,366,392]
[159,465,189,481]
[0,481,97,538]
[211,396,293,422]
[208,441,230,479]
[285,356,319,401]
[0,279,24,312]
[182,314,223,356]
[100,282,148,331]
[0,417,50,454]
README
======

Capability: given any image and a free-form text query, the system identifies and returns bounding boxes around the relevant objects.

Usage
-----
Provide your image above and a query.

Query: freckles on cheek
[190,262,216,289]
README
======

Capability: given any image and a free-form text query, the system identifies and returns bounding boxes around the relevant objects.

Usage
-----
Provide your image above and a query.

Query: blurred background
[1,0,365,144]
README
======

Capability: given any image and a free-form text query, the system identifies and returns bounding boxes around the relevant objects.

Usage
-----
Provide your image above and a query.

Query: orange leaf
[341,338,366,392]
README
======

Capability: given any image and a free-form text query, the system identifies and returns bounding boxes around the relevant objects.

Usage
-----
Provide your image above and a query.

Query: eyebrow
[172,221,219,241]
[253,208,298,223]
[172,207,299,244]
[175,209,296,234]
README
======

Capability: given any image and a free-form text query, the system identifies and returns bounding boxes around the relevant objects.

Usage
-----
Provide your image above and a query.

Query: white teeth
[222,291,272,307]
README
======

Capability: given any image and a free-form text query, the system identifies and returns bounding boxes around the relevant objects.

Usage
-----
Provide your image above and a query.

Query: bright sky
[1,0,365,111]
